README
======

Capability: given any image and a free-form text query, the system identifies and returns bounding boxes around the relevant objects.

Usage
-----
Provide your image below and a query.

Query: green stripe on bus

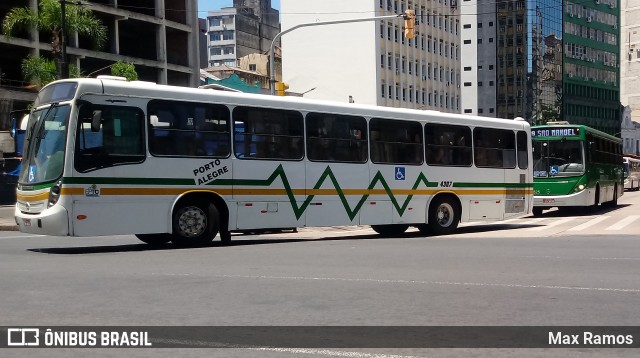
[453,182,533,188]
[61,165,530,220]
[63,177,194,185]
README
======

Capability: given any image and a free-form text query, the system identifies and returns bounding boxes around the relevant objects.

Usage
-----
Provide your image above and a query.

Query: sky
[197,0,281,16]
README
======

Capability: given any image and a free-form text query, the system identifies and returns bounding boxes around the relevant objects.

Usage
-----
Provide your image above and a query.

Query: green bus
[531,123,623,216]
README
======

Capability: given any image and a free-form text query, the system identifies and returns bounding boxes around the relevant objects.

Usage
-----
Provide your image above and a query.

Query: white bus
[623,156,640,191]
[15,77,533,246]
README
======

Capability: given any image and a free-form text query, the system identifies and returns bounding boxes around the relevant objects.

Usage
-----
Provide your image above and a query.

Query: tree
[110,61,138,81]
[21,55,81,89]
[2,0,107,79]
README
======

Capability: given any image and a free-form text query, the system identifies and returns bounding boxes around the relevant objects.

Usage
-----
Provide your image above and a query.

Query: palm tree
[2,0,107,79]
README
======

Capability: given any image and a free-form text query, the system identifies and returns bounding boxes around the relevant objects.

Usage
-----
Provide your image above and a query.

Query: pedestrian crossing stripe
[459,215,640,232]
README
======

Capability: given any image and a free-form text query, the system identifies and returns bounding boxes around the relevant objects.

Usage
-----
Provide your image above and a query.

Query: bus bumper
[15,205,70,236]
[533,189,592,208]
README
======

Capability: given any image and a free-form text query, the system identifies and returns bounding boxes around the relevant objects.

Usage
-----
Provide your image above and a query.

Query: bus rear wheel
[171,201,219,247]
[135,233,171,246]
[427,197,459,235]
[532,207,543,216]
[371,224,409,237]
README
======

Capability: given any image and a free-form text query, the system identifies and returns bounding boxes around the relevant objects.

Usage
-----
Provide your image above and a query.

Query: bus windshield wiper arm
[32,103,58,154]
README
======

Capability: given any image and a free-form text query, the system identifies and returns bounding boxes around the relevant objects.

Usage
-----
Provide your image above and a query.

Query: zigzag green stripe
[61,165,531,221]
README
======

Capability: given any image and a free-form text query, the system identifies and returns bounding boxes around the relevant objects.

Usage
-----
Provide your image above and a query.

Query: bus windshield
[19,104,70,184]
[533,139,584,178]
[624,162,629,178]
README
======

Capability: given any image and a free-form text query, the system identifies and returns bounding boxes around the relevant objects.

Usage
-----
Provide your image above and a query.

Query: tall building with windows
[461,0,621,134]
[621,0,640,144]
[281,0,461,112]
[205,0,280,67]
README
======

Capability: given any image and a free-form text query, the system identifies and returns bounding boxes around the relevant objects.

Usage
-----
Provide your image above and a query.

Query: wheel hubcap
[176,206,207,237]
[436,203,454,227]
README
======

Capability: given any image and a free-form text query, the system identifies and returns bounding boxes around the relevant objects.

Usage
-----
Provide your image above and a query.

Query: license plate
[22,218,31,227]
[543,199,555,203]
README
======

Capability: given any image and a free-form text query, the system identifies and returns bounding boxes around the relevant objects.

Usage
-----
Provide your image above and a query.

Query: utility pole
[60,0,69,79]
[269,13,408,95]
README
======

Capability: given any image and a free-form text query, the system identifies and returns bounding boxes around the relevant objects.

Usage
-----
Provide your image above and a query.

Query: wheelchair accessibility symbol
[549,165,559,176]
[395,167,405,180]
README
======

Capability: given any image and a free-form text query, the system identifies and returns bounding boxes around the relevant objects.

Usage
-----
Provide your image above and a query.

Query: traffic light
[275,82,289,96]
[404,9,416,39]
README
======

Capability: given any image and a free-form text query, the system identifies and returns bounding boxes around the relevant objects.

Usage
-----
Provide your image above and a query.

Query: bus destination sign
[531,127,580,138]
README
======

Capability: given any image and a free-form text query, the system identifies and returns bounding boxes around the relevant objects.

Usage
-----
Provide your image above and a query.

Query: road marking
[605,215,640,231]
[152,338,426,357]
[519,255,640,261]
[251,348,427,358]
[194,274,640,294]
[528,218,574,231]
[567,216,610,232]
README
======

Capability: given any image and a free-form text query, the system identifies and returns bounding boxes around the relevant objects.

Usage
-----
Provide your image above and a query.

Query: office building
[461,0,620,134]
[281,0,461,111]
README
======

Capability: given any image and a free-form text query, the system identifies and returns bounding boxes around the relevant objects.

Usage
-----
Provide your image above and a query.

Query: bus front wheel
[427,197,460,235]
[171,201,219,247]
[371,224,409,237]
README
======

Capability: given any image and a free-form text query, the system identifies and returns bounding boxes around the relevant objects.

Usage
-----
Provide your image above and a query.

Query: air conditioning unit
[396,69,401,75]
[568,73,574,77]
[595,0,600,4]
[577,14,582,19]
[613,24,618,29]
[422,75,427,80]
[569,13,574,17]
[587,16,592,22]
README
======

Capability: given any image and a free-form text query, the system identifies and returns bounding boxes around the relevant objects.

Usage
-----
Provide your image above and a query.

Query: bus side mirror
[10,116,16,138]
[91,110,102,132]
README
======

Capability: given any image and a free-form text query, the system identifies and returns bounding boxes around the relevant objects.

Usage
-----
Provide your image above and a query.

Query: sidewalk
[0,205,18,231]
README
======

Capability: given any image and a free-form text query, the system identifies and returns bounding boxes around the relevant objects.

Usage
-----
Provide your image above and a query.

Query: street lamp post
[269,14,404,95]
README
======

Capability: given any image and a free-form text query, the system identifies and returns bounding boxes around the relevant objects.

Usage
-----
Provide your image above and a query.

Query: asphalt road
[2,193,640,357]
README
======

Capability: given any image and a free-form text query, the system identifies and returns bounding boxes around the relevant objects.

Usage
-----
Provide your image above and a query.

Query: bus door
[70,95,153,236]
[304,113,369,227]
[504,130,531,218]
[231,107,306,230]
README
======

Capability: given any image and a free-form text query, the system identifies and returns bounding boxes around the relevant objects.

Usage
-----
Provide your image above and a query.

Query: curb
[0,224,19,231]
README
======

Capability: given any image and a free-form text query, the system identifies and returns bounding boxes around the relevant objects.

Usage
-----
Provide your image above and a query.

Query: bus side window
[516,131,528,169]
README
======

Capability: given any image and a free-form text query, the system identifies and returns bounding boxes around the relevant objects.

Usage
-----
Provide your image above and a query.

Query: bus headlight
[574,184,586,192]
[48,180,62,208]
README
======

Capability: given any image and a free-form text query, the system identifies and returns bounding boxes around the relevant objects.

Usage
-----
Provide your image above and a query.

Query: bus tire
[532,207,543,216]
[171,200,219,247]
[135,233,171,246]
[220,230,231,244]
[371,224,409,237]
[427,196,459,235]
[589,186,600,212]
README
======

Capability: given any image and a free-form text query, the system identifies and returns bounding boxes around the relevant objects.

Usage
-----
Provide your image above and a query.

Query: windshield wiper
[32,103,59,154]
